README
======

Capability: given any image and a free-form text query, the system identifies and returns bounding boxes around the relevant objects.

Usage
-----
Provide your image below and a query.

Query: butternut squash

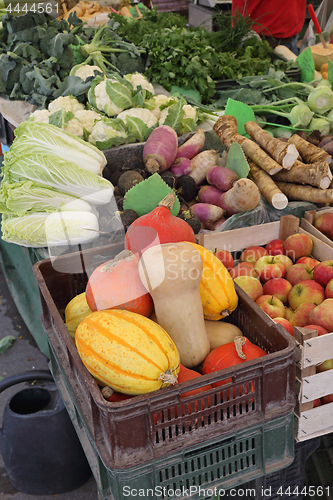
[139,242,210,368]
[205,320,243,350]
[65,292,92,339]
[187,242,238,320]
[75,309,180,395]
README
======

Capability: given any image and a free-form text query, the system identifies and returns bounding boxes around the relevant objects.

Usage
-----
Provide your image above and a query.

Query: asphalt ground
[0,259,99,500]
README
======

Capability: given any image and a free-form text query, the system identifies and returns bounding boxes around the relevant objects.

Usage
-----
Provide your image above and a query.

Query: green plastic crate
[48,337,295,500]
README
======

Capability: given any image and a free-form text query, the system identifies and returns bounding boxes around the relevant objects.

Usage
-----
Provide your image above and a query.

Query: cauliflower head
[182,104,197,121]
[147,95,175,120]
[124,72,155,94]
[117,108,158,129]
[74,65,103,82]
[74,109,102,133]
[48,96,85,114]
[93,79,124,116]
[88,119,127,149]
[30,109,51,123]
[64,118,84,137]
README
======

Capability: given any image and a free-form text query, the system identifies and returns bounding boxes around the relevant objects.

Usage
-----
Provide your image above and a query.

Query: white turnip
[219,178,261,216]
[206,165,239,192]
[191,203,225,224]
[143,125,178,174]
[175,128,205,159]
[170,157,192,177]
[189,149,219,185]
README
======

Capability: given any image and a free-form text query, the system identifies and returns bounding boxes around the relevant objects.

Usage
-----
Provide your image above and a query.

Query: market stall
[1,3,333,499]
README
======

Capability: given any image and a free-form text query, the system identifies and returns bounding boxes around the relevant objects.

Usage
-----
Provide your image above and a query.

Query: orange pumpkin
[85,249,153,316]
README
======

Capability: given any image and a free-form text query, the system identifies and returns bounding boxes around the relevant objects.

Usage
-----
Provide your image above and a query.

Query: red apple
[325,278,333,298]
[262,278,292,304]
[303,324,329,335]
[274,317,294,335]
[214,249,234,271]
[272,254,293,272]
[321,394,333,404]
[313,260,333,288]
[314,211,333,240]
[284,233,313,261]
[254,256,286,283]
[239,245,268,265]
[234,275,263,301]
[285,263,314,286]
[229,262,259,279]
[265,238,286,256]
[255,295,285,319]
[296,256,320,269]
[308,298,333,333]
[289,302,316,327]
[288,279,325,311]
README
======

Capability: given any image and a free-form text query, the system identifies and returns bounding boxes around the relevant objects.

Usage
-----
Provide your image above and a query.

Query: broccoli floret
[116,52,146,75]
[20,65,35,95]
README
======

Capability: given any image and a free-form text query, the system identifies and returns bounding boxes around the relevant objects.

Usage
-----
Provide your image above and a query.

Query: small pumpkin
[75,309,180,395]
[202,336,267,388]
[187,242,239,320]
[125,193,196,257]
[85,249,153,317]
[65,292,92,339]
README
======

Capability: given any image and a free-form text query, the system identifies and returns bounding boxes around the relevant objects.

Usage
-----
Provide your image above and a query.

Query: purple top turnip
[206,165,239,192]
[143,125,178,174]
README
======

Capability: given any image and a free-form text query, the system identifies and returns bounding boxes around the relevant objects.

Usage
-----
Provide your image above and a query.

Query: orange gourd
[85,249,153,317]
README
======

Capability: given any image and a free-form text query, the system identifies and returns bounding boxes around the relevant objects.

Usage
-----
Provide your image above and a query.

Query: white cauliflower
[74,65,103,82]
[182,104,197,121]
[94,79,123,116]
[88,120,127,147]
[48,96,85,114]
[74,109,102,133]
[64,118,84,137]
[117,108,158,129]
[124,72,155,94]
[30,109,51,123]
[148,95,175,120]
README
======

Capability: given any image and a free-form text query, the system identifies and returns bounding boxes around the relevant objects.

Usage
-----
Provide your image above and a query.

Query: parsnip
[249,161,288,209]
[213,115,284,175]
[272,159,332,190]
[288,134,332,164]
[245,121,298,169]
[275,181,333,203]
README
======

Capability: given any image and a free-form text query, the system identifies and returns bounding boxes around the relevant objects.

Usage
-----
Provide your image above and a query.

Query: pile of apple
[215,234,333,407]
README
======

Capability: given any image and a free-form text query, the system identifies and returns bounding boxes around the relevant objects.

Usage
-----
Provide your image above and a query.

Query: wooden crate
[198,215,333,442]
[301,208,333,249]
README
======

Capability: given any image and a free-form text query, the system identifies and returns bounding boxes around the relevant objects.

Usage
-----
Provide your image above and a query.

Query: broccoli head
[116,52,146,76]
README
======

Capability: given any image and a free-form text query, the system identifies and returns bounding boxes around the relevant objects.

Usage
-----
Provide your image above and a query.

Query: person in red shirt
[232,0,307,55]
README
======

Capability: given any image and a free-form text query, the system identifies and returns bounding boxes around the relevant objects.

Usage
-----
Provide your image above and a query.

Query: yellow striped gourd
[75,309,180,395]
[65,292,92,339]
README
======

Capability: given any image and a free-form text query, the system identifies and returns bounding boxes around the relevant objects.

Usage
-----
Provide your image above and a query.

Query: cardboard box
[198,215,333,442]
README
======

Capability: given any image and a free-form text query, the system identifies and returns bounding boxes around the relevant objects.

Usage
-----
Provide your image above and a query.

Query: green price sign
[296,47,315,83]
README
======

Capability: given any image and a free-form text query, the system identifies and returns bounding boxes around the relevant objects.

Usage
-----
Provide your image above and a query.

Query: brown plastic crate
[33,242,296,470]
